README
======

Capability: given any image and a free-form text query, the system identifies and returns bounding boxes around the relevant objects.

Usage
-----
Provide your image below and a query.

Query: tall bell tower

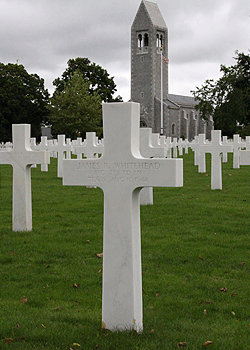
[131,0,168,131]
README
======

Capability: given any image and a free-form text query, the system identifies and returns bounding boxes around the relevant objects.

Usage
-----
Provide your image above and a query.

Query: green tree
[53,57,123,103]
[49,71,103,139]
[0,63,50,142]
[192,51,250,137]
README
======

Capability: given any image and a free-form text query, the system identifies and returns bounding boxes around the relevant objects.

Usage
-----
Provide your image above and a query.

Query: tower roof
[142,0,167,29]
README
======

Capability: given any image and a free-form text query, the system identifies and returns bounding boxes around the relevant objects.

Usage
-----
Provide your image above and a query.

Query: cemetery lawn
[0,152,250,350]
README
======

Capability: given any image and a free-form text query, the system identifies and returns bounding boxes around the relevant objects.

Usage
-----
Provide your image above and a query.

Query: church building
[131,0,213,140]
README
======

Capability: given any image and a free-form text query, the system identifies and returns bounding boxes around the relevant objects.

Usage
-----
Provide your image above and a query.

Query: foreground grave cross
[63,102,183,332]
[0,124,50,231]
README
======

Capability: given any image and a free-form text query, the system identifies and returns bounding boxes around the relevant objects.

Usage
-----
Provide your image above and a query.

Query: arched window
[192,111,197,120]
[140,120,148,127]
[160,34,163,49]
[156,34,160,47]
[144,33,149,47]
[172,123,175,135]
[138,34,142,48]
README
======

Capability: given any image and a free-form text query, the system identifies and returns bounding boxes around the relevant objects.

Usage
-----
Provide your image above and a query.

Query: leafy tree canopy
[192,51,250,137]
[0,63,50,142]
[53,57,123,103]
[49,71,103,139]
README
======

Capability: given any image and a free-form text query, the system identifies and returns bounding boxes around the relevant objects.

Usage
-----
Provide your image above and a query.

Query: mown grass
[0,152,250,349]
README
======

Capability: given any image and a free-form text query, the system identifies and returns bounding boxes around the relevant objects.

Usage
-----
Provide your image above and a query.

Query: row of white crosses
[191,131,250,190]
[2,106,250,332]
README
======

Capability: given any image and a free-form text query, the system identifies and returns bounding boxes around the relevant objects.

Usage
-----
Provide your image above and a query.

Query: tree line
[0,57,122,142]
[192,51,250,138]
[1,52,249,142]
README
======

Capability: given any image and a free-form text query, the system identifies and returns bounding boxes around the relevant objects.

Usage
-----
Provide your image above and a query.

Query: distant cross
[75,132,103,159]
[222,136,229,163]
[177,138,184,156]
[49,135,72,177]
[159,136,172,158]
[0,124,49,231]
[191,136,199,165]
[199,130,232,190]
[172,138,178,158]
[239,136,250,165]
[183,139,189,154]
[30,136,49,171]
[140,128,166,158]
[63,103,183,332]
[72,138,83,159]
[139,128,167,205]
[232,134,246,169]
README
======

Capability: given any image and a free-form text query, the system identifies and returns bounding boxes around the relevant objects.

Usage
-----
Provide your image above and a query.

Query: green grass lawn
[0,152,250,349]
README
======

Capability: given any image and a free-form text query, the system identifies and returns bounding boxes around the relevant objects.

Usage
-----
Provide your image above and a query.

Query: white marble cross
[221,136,229,163]
[139,128,166,158]
[191,136,199,166]
[159,136,172,158]
[240,136,250,165]
[75,132,103,159]
[30,136,49,171]
[0,124,50,231]
[232,134,246,169]
[172,138,178,158]
[199,130,233,190]
[63,102,183,332]
[72,137,83,159]
[139,128,167,205]
[195,134,207,173]
[177,138,184,156]
[49,135,72,177]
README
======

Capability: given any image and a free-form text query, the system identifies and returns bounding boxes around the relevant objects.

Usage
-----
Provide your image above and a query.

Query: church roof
[142,0,167,29]
[167,94,198,108]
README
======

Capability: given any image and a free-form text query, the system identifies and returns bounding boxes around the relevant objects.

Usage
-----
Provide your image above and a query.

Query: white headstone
[159,136,172,158]
[239,136,250,165]
[30,136,49,171]
[232,134,246,169]
[72,138,83,159]
[75,132,103,159]
[0,124,50,231]
[199,130,233,190]
[196,134,207,173]
[63,102,183,332]
[177,138,184,156]
[49,135,72,177]
[172,138,178,158]
[222,136,229,163]
[139,128,167,205]
[191,136,199,166]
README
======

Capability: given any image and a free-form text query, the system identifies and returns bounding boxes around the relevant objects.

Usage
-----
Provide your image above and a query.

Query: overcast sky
[0,0,249,101]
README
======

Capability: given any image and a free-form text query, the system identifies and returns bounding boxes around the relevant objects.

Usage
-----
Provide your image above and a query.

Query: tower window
[156,33,164,49]
[138,34,142,48]
[172,123,175,135]
[160,34,163,48]
[140,92,144,98]
[144,33,149,47]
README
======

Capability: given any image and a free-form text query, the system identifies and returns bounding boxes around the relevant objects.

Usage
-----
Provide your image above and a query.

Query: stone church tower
[131,0,213,140]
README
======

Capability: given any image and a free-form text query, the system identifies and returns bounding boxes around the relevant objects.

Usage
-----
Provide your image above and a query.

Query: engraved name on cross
[63,103,183,332]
